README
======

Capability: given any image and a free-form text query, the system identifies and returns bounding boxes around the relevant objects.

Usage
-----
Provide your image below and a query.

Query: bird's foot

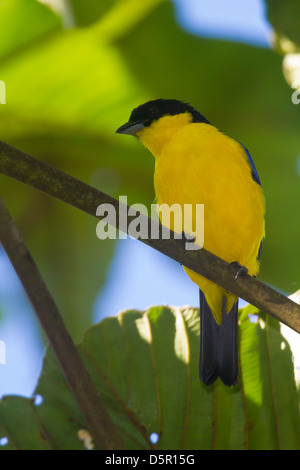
[181,231,195,249]
[228,261,248,280]
[178,231,195,263]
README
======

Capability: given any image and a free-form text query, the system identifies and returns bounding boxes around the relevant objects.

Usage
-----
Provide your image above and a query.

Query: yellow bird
[116,99,265,386]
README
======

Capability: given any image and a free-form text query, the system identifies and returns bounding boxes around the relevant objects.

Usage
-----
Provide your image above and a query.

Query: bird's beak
[115,121,145,136]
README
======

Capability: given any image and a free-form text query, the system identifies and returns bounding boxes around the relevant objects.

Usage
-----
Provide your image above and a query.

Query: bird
[116,99,265,387]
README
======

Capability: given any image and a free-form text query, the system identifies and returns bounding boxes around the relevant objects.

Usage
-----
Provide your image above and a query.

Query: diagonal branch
[0,195,123,450]
[0,139,299,334]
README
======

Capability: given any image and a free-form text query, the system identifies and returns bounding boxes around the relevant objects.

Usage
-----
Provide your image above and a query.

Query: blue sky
[0,0,273,398]
[173,0,272,47]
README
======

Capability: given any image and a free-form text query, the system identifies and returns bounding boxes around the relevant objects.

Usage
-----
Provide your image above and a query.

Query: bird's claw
[180,231,195,251]
[228,261,248,280]
[178,232,195,263]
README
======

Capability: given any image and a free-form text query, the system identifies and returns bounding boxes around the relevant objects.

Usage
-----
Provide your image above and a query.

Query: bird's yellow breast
[137,113,265,322]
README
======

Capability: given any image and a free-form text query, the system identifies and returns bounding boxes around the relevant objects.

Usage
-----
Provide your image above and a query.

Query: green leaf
[0,396,52,450]
[0,306,298,450]
[70,0,114,27]
[0,0,62,61]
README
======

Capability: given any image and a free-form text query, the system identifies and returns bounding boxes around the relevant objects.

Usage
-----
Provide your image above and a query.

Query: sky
[173,0,272,47]
[0,0,277,399]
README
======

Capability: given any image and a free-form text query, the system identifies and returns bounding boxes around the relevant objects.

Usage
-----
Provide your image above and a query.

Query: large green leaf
[70,0,113,27]
[0,396,52,450]
[0,0,62,61]
[0,306,298,450]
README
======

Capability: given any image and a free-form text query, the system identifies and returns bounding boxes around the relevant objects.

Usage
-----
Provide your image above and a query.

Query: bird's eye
[148,107,157,115]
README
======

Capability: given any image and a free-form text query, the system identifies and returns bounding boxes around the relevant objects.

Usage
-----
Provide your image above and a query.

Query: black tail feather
[199,290,238,387]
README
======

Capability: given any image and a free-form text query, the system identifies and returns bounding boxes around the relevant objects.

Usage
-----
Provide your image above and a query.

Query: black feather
[199,290,238,387]
[128,99,210,128]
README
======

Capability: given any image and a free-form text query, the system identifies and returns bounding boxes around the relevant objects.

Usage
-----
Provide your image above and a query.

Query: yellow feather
[137,112,265,325]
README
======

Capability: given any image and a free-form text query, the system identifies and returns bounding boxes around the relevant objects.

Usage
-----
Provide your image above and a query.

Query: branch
[0,139,300,334]
[0,195,123,450]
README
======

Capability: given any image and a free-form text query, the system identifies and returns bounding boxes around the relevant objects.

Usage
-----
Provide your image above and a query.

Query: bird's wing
[237,140,261,186]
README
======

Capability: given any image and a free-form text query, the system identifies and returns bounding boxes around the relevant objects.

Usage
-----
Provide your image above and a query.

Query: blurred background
[0,0,299,399]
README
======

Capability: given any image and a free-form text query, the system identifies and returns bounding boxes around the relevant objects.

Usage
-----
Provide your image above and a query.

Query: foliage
[0,305,299,450]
